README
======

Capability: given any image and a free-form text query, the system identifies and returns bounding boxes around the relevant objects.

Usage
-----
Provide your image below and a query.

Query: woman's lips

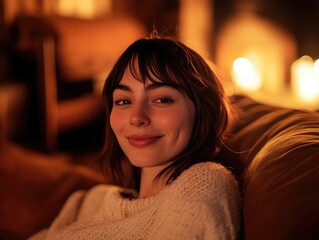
[127,136,162,148]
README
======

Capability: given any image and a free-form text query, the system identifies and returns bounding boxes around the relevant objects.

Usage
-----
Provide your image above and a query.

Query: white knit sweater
[30,162,240,240]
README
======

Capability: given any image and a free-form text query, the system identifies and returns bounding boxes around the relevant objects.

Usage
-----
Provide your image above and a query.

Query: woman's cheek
[110,110,122,133]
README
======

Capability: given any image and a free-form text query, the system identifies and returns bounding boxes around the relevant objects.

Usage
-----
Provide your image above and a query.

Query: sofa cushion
[220,95,319,240]
[0,142,104,240]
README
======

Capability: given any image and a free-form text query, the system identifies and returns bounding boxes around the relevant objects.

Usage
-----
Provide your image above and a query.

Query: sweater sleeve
[47,184,112,232]
[148,162,241,240]
[49,190,87,229]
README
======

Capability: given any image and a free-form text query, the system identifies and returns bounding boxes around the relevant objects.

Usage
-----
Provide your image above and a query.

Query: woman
[30,36,240,239]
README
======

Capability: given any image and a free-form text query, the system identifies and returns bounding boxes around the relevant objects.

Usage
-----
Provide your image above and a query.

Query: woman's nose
[129,103,150,127]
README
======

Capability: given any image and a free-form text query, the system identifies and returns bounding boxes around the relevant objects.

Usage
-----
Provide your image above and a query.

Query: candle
[291,56,319,103]
[231,57,262,91]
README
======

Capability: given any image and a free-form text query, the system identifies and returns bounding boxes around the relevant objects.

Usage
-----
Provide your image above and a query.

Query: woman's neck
[138,167,167,199]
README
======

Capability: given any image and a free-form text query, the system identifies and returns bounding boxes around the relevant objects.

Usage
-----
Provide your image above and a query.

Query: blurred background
[0,0,319,157]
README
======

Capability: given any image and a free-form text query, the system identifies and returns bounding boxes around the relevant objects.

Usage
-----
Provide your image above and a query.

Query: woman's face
[110,67,195,172]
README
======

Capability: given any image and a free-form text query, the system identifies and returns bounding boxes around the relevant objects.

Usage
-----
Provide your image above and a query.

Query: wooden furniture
[10,15,147,152]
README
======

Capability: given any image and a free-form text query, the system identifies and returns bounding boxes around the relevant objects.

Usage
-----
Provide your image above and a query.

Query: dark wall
[213,0,319,58]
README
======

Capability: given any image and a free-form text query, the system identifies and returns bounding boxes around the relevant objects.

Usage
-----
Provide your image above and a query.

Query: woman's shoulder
[169,162,239,202]
[76,184,125,219]
[47,185,116,229]
[177,161,237,186]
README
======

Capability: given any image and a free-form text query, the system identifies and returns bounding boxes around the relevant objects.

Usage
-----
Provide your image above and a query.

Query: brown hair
[100,36,230,190]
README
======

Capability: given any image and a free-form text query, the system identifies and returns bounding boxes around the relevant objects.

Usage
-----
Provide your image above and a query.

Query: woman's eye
[154,98,173,104]
[114,99,131,106]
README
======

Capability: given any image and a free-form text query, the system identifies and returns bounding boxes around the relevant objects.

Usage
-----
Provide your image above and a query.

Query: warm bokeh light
[179,0,213,55]
[215,6,296,96]
[56,0,112,18]
[57,0,94,18]
[314,59,319,76]
[232,57,262,91]
[291,56,319,103]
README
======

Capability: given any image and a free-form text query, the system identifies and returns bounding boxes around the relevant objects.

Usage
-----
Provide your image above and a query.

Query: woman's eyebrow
[114,84,131,92]
[114,82,175,92]
[145,82,175,91]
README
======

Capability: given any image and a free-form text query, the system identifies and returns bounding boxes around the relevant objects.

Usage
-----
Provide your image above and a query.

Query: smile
[127,135,162,148]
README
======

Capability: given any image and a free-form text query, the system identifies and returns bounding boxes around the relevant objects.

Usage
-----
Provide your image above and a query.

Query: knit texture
[29,162,240,240]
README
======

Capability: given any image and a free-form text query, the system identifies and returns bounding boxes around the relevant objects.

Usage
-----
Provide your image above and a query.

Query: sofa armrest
[220,95,319,240]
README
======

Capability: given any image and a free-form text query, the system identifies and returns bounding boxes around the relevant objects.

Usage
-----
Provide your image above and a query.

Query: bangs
[125,39,192,91]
